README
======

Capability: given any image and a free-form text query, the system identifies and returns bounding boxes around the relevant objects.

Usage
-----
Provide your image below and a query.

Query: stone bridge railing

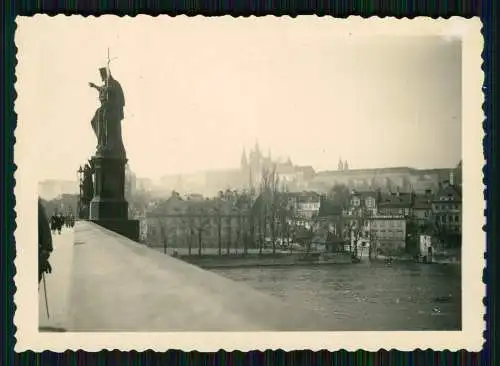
[66,221,329,331]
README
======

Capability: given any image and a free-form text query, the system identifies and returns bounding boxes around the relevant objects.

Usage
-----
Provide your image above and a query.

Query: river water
[211,261,461,331]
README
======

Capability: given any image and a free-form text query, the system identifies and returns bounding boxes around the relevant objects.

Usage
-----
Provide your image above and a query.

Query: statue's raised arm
[88,82,103,91]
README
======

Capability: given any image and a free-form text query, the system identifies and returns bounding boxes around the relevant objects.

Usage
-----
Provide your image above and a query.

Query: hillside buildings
[316,177,462,255]
[158,141,460,198]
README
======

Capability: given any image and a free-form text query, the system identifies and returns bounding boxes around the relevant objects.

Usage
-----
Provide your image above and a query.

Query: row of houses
[145,191,250,253]
[315,181,462,254]
[144,189,325,252]
[142,178,461,255]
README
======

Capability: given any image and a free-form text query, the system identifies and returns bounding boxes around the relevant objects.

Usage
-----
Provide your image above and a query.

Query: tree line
[154,167,310,256]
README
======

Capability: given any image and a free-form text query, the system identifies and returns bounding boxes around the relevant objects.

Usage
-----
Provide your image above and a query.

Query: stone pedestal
[89,154,139,241]
[91,219,140,241]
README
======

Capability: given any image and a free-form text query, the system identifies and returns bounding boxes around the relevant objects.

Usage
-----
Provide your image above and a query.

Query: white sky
[16,16,462,181]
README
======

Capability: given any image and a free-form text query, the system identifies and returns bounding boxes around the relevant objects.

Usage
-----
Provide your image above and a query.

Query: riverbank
[179,252,354,269]
[150,246,460,269]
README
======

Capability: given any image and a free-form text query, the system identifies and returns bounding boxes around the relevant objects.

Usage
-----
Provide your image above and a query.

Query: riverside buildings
[145,191,250,253]
[139,158,462,255]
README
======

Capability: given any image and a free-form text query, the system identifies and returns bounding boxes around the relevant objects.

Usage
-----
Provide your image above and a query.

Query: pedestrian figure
[50,214,58,235]
[39,199,53,283]
[56,213,63,235]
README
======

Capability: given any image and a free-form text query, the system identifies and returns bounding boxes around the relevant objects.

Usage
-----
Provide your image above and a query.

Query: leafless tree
[235,211,242,255]
[181,208,196,256]
[275,189,295,253]
[269,170,280,255]
[233,192,247,255]
[259,166,283,254]
[213,199,223,256]
[225,215,232,255]
[193,205,210,257]
[157,218,168,254]
[236,190,253,256]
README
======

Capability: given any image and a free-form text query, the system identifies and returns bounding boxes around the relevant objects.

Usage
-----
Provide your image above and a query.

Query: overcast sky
[16,16,462,181]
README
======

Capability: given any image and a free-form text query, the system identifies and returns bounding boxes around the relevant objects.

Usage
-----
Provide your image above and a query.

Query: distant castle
[156,141,461,197]
[240,141,315,192]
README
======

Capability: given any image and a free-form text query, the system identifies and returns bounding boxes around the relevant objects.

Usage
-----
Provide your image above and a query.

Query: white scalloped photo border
[13,15,485,352]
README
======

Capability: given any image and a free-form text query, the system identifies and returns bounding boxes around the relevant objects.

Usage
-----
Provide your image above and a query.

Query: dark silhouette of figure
[80,162,95,219]
[52,213,64,235]
[83,163,94,200]
[89,67,126,157]
[58,215,62,234]
[38,199,53,283]
[50,214,58,234]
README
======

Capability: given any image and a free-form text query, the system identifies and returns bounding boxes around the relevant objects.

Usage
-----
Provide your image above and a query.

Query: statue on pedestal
[78,160,94,219]
[89,66,126,158]
[84,55,140,240]
[82,161,94,201]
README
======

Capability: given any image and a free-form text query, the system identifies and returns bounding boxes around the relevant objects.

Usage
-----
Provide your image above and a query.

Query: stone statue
[89,67,126,157]
[82,162,94,201]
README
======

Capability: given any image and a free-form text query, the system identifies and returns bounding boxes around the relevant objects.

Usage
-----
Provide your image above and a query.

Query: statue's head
[99,67,108,81]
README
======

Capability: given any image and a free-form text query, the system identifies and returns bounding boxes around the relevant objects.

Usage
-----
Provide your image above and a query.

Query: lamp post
[77,166,84,219]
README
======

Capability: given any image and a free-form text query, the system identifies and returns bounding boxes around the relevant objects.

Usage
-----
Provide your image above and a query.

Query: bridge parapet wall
[68,221,327,331]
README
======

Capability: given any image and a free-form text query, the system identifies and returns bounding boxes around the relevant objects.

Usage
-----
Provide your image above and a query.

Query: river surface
[211,261,461,331]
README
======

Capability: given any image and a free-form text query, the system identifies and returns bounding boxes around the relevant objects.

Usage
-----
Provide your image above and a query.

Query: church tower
[254,140,261,159]
[338,157,344,171]
[240,148,248,169]
[250,140,263,186]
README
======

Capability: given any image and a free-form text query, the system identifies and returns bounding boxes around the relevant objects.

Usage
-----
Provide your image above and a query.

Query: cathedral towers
[338,157,349,171]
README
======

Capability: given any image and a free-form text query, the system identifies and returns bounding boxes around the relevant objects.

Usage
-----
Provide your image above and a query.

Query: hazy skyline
[17,17,462,181]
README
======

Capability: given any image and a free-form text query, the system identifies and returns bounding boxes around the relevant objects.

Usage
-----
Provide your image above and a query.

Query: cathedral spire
[254,140,261,156]
[249,167,255,194]
[241,148,248,168]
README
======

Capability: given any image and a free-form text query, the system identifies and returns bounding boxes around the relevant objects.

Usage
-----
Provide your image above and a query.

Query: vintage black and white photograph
[14,16,484,351]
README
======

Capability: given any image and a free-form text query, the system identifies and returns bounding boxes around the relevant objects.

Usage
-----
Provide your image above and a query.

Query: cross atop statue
[88,48,126,159]
[105,47,118,84]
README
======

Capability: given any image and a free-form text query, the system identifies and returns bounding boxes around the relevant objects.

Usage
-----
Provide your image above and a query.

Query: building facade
[432,183,462,235]
[285,191,321,221]
[345,190,379,217]
[412,190,433,222]
[377,191,413,217]
[369,215,407,255]
[145,192,250,253]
